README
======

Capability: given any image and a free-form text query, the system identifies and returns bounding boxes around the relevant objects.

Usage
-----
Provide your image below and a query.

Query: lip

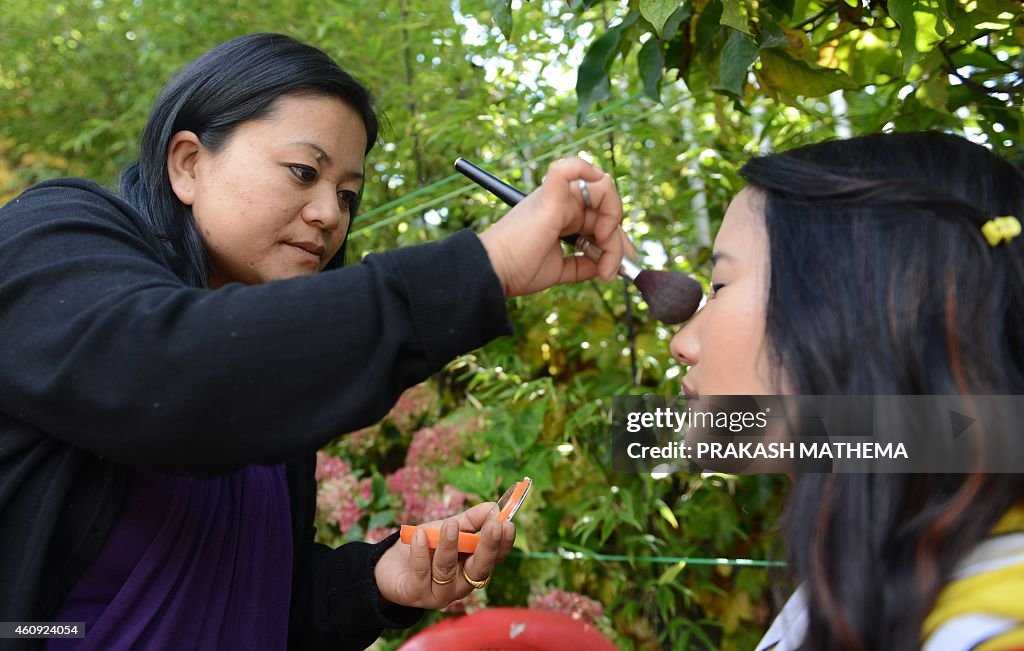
[287,241,325,263]
[681,383,699,400]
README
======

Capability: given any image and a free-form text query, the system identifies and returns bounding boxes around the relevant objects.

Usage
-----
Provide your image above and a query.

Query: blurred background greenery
[2,0,1020,647]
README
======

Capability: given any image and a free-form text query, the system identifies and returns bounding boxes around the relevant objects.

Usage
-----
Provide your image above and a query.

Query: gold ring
[431,572,456,585]
[462,565,491,589]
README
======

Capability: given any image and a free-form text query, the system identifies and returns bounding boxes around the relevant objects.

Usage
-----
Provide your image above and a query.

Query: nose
[302,185,345,232]
[669,304,704,366]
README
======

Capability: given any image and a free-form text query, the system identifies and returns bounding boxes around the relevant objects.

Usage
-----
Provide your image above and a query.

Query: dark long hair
[120,33,380,287]
[738,131,1024,650]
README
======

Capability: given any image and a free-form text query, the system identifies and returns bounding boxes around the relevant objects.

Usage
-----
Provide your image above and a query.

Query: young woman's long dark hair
[739,131,1024,650]
[120,33,380,287]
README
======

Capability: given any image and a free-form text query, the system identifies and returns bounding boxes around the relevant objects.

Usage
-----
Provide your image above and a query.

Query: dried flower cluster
[529,589,605,625]
[315,451,372,534]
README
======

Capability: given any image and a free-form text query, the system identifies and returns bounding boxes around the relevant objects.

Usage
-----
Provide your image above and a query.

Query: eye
[288,165,317,183]
[338,190,360,212]
[710,283,725,298]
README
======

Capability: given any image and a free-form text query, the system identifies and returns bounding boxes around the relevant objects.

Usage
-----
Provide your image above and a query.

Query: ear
[166,131,202,206]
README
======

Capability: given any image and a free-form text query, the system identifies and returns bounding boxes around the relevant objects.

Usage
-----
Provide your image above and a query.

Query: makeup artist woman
[0,33,626,650]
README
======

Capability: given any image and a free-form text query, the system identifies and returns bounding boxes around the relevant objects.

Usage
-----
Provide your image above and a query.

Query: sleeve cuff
[326,531,423,634]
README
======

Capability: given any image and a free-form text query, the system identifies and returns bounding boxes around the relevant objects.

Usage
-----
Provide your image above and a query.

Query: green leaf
[843,86,900,133]
[758,47,858,98]
[720,0,752,35]
[638,37,665,101]
[849,31,902,85]
[716,29,759,96]
[758,21,790,49]
[487,0,514,40]
[889,0,955,74]
[695,0,725,51]
[367,509,395,531]
[765,0,795,19]
[917,76,950,112]
[576,32,619,115]
[950,0,1021,41]
[641,0,681,36]
[656,584,677,616]
[663,4,693,38]
[444,461,497,498]
[576,12,639,121]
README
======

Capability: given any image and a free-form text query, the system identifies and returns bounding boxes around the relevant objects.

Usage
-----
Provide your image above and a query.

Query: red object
[397,607,617,650]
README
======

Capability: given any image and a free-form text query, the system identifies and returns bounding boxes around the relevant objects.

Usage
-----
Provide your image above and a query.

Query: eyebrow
[710,251,734,266]
[292,141,332,163]
[290,141,365,181]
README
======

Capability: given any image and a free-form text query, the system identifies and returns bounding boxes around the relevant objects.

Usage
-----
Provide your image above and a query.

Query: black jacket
[0,179,512,649]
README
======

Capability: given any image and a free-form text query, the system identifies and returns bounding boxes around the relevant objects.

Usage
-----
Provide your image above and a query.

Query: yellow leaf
[658,560,687,585]
[657,498,679,528]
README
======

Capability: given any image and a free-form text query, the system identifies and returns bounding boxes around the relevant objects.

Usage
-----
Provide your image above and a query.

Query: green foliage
[642,0,682,35]
[494,0,1022,165]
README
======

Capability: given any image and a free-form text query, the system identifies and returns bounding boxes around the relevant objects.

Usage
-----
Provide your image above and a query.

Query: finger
[452,502,498,532]
[544,157,605,186]
[495,521,516,564]
[462,517,503,588]
[620,228,639,260]
[431,519,461,588]
[409,529,433,586]
[596,227,625,282]
[558,254,600,285]
[590,174,624,243]
[569,176,623,282]
[418,501,496,531]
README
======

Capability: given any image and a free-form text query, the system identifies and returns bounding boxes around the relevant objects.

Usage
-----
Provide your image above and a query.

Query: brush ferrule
[618,257,642,282]
[571,235,642,282]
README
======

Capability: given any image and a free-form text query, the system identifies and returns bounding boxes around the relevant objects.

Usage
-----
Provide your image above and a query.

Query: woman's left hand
[373,502,515,609]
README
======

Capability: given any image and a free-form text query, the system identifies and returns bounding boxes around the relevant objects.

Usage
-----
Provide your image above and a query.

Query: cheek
[196,177,292,242]
[710,300,764,355]
[329,216,352,255]
[700,297,772,391]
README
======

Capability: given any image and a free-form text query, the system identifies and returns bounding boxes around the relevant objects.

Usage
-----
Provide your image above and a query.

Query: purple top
[47,464,293,650]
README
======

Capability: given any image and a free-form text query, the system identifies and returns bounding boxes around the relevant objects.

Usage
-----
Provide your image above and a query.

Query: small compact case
[399,477,532,553]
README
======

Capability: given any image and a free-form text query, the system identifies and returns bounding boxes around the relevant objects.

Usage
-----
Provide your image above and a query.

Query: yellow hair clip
[981,216,1021,247]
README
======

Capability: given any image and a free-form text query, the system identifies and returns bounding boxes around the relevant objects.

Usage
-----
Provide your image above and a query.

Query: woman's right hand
[477,157,625,297]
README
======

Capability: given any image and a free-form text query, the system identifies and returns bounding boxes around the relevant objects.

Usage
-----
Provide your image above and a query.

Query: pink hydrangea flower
[388,383,438,432]
[338,425,380,457]
[364,527,397,544]
[386,466,437,523]
[315,450,350,482]
[386,466,468,523]
[316,455,373,535]
[419,485,469,523]
[406,424,468,468]
[529,589,605,625]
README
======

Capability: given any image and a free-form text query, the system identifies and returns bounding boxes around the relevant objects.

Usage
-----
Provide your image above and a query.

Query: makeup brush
[455,158,703,325]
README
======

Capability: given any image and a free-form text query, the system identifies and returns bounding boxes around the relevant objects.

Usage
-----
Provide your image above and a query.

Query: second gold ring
[462,566,491,589]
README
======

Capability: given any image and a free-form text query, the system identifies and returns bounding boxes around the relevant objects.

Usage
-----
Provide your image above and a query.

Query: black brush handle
[454,158,578,247]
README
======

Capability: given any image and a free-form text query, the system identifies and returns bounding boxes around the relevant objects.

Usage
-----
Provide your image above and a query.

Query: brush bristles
[633,270,703,325]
